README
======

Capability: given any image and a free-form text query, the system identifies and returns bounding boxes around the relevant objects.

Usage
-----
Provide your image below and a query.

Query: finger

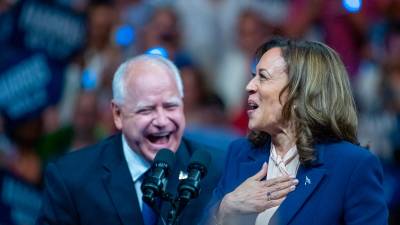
[251,162,268,181]
[268,179,299,192]
[263,175,293,187]
[270,185,296,200]
[268,198,285,208]
[258,197,285,210]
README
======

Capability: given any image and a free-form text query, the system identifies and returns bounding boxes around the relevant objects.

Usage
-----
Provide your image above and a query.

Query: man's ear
[111,101,123,130]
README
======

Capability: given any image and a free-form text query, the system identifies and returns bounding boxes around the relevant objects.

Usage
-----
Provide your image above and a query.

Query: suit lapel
[270,145,327,225]
[101,135,143,225]
[229,142,270,225]
[238,143,270,184]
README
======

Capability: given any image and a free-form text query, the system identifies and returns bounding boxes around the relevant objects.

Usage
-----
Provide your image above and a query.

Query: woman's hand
[217,162,298,221]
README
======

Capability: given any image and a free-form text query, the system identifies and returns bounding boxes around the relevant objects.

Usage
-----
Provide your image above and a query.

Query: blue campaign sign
[0,169,42,225]
[0,0,82,122]
[0,48,64,121]
[7,0,87,62]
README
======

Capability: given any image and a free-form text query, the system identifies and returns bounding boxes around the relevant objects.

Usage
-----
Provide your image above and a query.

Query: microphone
[141,148,176,206]
[177,150,211,207]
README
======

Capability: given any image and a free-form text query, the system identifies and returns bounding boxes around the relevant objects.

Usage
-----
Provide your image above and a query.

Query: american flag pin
[305,176,311,186]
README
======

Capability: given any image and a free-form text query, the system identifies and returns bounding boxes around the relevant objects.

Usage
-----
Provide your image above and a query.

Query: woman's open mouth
[247,100,259,115]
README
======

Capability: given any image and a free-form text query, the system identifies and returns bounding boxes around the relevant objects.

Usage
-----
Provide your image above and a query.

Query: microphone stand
[148,184,199,225]
[166,198,186,225]
[143,150,210,225]
[145,191,175,225]
[142,181,186,225]
[165,198,184,225]
[166,172,201,225]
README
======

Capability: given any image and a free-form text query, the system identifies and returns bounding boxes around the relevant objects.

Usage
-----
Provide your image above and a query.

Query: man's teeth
[152,132,170,137]
[148,133,171,144]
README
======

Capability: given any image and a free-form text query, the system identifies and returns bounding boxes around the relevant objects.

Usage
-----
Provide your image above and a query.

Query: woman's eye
[259,73,269,81]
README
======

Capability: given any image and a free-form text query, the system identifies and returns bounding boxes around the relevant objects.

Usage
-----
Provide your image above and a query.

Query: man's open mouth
[147,132,172,144]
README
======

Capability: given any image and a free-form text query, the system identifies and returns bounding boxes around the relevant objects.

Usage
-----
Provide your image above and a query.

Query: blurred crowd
[0,0,399,224]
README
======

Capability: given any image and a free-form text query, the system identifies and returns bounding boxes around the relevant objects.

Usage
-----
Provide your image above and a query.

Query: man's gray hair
[112,54,184,104]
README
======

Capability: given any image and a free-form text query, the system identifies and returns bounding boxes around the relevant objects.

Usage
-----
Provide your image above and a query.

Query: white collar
[269,144,298,176]
[122,135,151,182]
[270,144,298,164]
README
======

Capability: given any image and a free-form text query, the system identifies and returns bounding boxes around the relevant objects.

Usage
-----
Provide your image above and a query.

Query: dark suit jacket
[202,138,388,225]
[36,134,225,225]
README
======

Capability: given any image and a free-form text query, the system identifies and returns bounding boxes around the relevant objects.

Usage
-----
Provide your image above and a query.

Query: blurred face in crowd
[386,67,400,111]
[144,8,180,50]
[88,4,115,47]
[112,60,185,161]
[246,47,288,135]
[181,66,202,110]
[238,11,268,55]
[73,92,98,135]
[387,32,400,60]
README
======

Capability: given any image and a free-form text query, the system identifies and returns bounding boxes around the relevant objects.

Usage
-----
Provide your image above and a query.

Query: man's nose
[152,109,169,128]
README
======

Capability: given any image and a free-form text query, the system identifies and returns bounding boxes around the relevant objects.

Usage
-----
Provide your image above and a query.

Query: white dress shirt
[122,135,151,210]
[255,144,300,225]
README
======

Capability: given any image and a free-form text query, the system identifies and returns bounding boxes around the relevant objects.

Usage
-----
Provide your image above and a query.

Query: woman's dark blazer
[203,138,388,225]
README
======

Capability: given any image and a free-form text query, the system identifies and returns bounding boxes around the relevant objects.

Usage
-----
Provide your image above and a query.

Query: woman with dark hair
[203,37,388,225]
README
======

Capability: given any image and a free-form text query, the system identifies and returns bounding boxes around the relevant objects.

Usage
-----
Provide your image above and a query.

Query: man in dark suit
[36,54,225,225]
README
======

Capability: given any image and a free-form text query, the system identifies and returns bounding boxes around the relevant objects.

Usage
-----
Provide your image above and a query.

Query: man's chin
[146,142,178,154]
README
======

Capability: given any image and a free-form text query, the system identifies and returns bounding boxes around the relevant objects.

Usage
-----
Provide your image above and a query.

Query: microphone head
[188,150,211,176]
[153,148,176,175]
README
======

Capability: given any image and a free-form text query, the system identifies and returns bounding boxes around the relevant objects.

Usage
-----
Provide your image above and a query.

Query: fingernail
[290,185,296,191]
[293,179,299,184]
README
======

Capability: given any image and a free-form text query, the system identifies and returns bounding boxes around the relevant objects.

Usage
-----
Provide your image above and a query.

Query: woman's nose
[246,77,256,94]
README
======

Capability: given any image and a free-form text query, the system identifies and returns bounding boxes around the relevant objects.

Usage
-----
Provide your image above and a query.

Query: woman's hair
[248,37,359,166]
